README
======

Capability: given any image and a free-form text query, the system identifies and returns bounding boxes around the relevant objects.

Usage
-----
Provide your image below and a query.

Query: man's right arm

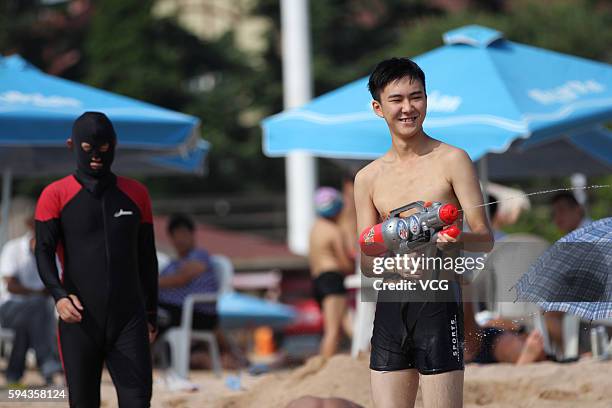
[34,186,68,302]
[159,260,205,288]
[354,169,382,278]
[0,241,45,295]
[4,277,44,295]
[330,228,355,275]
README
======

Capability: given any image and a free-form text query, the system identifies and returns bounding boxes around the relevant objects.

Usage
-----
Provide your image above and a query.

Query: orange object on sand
[254,326,275,356]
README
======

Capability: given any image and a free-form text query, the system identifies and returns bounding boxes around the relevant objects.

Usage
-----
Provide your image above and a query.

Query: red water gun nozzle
[438,204,459,225]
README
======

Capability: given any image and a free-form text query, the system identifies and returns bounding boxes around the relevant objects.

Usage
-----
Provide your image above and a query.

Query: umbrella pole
[281,0,316,256]
[0,168,13,248]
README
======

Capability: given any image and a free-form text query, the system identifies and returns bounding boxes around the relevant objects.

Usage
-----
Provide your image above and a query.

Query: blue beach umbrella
[0,54,207,175]
[262,25,612,162]
[218,292,296,329]
[515,217,612,321]
[0,54,209,246]
[484,126,612,179]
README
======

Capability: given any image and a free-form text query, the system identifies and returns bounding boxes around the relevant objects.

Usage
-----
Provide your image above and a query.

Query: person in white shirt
[0,212,61,385]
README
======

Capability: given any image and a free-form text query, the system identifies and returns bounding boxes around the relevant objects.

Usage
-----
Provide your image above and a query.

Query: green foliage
[370,0,612,63]
[589,175,612,220]
[502,204,563,243]
[0,0,56,67]
[504,0,612,62]
[309,0,443,94]
[84,0,185,107]
[82,0,285,192]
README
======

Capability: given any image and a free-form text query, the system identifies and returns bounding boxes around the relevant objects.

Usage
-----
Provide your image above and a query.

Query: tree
[82,0,287,192]
[84,0,186,108]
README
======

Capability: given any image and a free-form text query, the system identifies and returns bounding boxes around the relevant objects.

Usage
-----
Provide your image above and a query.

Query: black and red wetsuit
[35,112,158,408]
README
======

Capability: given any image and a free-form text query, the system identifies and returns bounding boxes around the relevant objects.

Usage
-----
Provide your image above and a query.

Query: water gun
[359,201,460,256]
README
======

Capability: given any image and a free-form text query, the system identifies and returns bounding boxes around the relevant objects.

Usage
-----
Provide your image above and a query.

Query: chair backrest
[210,254,234,294]
[157,251,171,274]
[486,233,550,318]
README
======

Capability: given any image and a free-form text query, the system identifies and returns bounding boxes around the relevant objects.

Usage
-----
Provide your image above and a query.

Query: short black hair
[368,57,426,102]
[167,213,195,234]
[551,192,580,207]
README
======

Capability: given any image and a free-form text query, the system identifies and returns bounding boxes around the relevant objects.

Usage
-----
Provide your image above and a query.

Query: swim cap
[315,187,343,218]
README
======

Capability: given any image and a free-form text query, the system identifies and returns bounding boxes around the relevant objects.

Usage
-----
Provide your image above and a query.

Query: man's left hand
[436,231,459,251]
[147,323,157,343]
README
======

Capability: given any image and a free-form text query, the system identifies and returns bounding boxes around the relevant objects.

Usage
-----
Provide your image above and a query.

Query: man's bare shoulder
[354,158,384,188]
[432,140,472,163]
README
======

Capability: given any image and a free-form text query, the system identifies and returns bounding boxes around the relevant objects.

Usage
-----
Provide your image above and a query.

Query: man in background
[158,213,219,336]
[309,187,355,358]
[547,192,591,354]
[157,213,249,378]
[0,205,61,386]
[551,192,590,233]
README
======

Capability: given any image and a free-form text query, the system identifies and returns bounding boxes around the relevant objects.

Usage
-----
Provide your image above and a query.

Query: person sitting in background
[463,301,546,365]
[0,210,62,386]
[157,213,245,373]
[546,192,591,355]
[551,192,590,233]
[309,187,355,358]
[158,213,219,337]
[463,195,545,365]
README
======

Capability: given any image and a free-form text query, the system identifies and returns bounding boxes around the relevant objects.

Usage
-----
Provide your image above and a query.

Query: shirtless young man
[309,187,355,358]
[354,58,493,408]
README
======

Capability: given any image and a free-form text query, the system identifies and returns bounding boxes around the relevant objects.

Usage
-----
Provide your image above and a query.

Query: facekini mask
[71,111,117,178]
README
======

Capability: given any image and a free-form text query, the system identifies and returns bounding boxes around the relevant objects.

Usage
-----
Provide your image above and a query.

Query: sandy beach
[2,353,611,407]
[213,354,612,408]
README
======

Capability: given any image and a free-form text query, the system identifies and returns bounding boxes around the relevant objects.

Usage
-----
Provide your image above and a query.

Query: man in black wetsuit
[35,112,158,407]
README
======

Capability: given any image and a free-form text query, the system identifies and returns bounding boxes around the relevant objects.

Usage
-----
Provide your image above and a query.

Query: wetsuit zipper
[101,194,112,334]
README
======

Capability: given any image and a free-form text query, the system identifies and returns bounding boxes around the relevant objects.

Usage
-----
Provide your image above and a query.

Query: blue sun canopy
[0,54,207,175]
[262,25,612,163]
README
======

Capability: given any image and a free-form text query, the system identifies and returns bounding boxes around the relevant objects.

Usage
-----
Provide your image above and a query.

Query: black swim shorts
[370,299,464,374]
[312,271,347,307]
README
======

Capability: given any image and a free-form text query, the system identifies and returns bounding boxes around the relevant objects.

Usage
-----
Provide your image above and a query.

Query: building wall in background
[153,0,270,57]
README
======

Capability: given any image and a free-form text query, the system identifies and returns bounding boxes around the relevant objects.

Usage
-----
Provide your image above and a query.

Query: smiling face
[372,76,427,141]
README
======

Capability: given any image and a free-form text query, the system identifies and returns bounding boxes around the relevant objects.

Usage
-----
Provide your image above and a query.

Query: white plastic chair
[347,269,377,357]
[159,254,234,379]
[590,319,612,359]
[483,234,549,320]
[480,233,583,359]
[0,324,14,358]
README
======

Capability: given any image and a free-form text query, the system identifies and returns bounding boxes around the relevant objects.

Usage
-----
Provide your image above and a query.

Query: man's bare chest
[371,166,459,219]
